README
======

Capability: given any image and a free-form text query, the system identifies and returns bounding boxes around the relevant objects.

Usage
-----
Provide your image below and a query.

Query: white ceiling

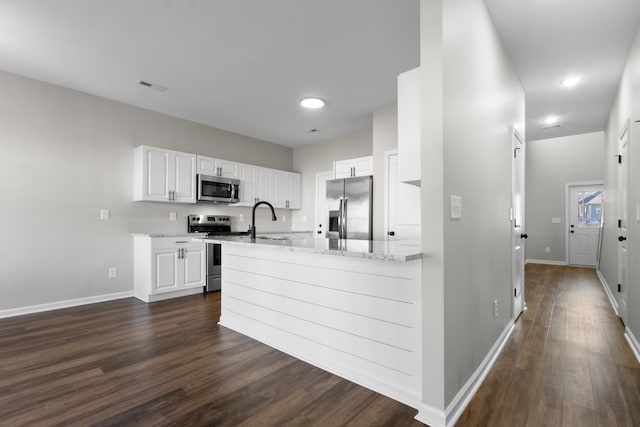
[0,1,639,147]
[0,0,419,148]
[484,0,640,141]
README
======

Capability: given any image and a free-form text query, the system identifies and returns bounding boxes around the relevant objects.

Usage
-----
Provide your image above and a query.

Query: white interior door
[617,123,629,324]
[512,129,525,318]
[568,185,603,267]
[385,151,420,241]
[315,171,333,237]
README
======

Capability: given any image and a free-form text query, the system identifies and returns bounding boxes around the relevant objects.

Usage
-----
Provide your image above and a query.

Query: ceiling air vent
[136,79,168,92]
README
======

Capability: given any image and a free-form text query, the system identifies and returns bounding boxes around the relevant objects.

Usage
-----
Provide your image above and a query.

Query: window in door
[576,190,603,227]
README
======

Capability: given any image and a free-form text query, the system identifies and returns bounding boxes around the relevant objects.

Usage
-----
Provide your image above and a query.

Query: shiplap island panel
[196,236,423,409]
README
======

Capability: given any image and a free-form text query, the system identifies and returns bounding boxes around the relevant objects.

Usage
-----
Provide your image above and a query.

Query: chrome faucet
[251,201,277,239]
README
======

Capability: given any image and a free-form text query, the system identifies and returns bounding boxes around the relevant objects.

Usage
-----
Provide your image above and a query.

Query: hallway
[456,264,640,426]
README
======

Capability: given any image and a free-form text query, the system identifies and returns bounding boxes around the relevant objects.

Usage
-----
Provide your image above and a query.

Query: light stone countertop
[131,232,203,238]
[193,235,423,262]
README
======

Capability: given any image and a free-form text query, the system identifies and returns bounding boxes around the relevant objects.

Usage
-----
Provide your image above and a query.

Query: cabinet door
[197,155,218,176]
[142,147,170,201]
[173,153,196,203]
[217,160,239,178]
[182,246,205,288]
[270,170,287,208]
[398,67,421,185]
[287,172,302,209]
[253,167,271,203]
[234,163,255,206]
[353,156,373,177]
[334,160,353,179]
[152,249,179,293]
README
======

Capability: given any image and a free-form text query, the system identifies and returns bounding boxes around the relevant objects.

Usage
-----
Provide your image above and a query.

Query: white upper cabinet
[334,156,373,179]
[234,163,256,206]
[397,67,421,186]
[253,167,272,204]
[268,170,301,209]
[197,155,238,178]
[133,145,196,203]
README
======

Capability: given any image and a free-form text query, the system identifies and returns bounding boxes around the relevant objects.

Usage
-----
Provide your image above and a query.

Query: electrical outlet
[545,247,551,253]
[100,209,110,220]
[282,214,287,223]
[169,211,177,221]
[239,214,245,222]
[303,215,307,223]
[493,299,499,318]
[108,267,117,278]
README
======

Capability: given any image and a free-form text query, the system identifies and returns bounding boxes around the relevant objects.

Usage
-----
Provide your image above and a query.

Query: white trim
[597,269,618,316]
[525,259,567,266]
[383,149,398,241]
[565,181,604,266]
[139,287,203,303]
[624,327,640,365]
[314,170,334,238]
[0,290,134,319]
[441,320,515,427]
[414,403,446,427]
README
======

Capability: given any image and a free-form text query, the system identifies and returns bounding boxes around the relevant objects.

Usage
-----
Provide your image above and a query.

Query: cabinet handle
[175,241,187,244]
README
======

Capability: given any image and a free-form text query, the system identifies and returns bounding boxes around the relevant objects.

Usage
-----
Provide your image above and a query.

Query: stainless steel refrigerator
[326,175,373,240]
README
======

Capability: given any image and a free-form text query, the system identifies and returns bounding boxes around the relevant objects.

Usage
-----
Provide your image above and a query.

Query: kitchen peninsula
[194,235,424,409]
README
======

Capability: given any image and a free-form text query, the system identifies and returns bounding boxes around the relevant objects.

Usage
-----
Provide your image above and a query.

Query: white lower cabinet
[134,236,205,302]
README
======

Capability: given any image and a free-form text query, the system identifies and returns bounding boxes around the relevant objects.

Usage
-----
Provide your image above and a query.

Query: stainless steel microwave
[197,174,240,203]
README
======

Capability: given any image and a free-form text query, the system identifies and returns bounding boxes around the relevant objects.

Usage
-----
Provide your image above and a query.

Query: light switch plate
[169,211,177,221]
[551,217,561,224]
[108,267,117,278]
[100,209,110,220]
[450,195,462,219]
[282,214,287,223]
[239,214,245,222]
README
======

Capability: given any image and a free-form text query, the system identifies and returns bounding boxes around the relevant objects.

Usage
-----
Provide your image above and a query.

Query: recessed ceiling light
[544,116,559,125]
[300,98,325,109]
[561,76,582,87]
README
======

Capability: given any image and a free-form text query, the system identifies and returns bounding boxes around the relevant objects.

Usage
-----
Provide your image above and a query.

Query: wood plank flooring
[0,292,421,426]
[1,264,638,426]
[456,264,640,427]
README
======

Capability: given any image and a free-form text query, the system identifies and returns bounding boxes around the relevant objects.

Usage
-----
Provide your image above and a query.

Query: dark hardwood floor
[1,264,638,426]
[0,292,421,426]
[457,264,640,427]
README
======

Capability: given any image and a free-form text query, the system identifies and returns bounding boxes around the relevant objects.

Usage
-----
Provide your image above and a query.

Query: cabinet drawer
[151,236,203,250]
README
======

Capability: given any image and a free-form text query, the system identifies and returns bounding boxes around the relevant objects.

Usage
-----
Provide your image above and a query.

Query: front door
[512,128,526,318]
[618,122,630,324]
[568,185,603,267]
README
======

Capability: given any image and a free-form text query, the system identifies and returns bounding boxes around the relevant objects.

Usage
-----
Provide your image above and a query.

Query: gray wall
[419,0,525,411]
[291,129,372,231]
[0,70,293,311]
[525,132,605,262]
[601,24,640,344]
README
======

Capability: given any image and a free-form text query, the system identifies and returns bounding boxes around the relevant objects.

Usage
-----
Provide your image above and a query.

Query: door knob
[388,231,395,236]
[619,236,627,242]
[520,233,528,239]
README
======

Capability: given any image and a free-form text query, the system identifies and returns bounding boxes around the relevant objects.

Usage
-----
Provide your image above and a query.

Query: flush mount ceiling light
[136,79,168,92]
[300,97,325,109]
[561,76,582,87]
[543,116,559,125]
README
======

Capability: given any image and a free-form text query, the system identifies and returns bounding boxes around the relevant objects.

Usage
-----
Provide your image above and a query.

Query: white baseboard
[525,259,567,266]
[437,320,515,427]
[414,403,446,427]
[596,269,618,316]
[0,291,134,319]
[624,328,640,365]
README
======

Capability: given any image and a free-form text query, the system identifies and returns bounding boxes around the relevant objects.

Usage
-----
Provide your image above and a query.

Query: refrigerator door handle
[342,198,348,238]
[338,198,343,239]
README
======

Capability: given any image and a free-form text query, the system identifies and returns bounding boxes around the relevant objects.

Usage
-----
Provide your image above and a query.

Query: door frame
[512,127,526,319]
[315,171,334,238]
[617,120,630,325]
[383,149,397,241]
[564,181,604,266]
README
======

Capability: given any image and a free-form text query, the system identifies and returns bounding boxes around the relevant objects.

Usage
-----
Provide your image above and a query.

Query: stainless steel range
[188,215,249,293]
